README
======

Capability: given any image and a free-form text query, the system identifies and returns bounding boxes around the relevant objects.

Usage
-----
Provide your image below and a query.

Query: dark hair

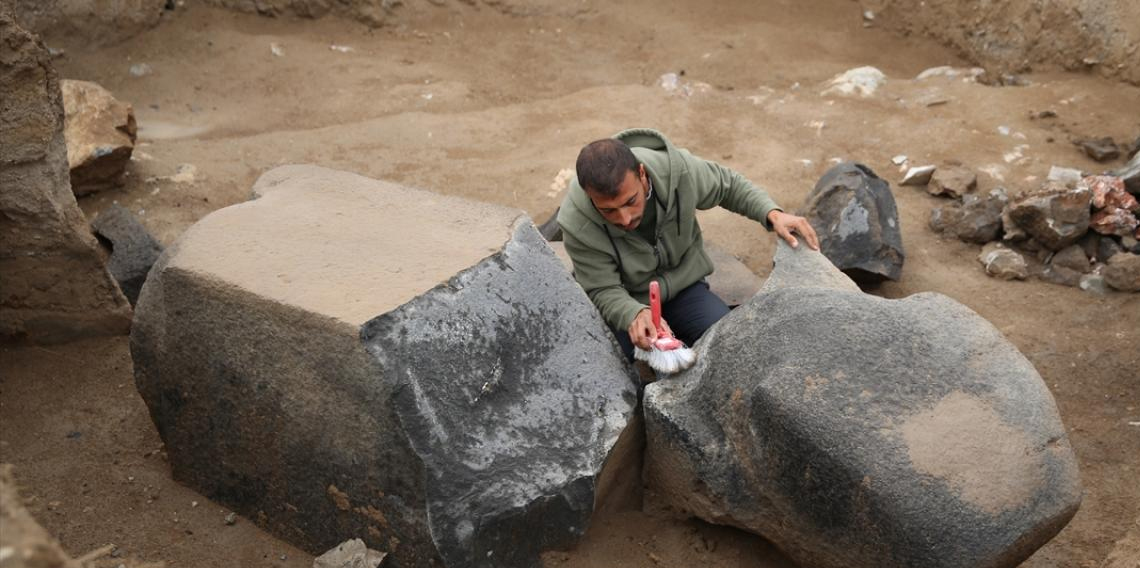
[576,138,638,197]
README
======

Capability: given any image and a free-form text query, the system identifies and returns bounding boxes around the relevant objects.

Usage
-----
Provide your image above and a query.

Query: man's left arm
[687,151,819,250]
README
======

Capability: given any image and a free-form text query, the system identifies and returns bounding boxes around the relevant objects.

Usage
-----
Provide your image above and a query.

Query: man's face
[587,165,650,231]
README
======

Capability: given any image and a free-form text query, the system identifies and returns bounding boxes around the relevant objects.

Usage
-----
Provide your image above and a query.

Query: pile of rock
[921,161,1140,293]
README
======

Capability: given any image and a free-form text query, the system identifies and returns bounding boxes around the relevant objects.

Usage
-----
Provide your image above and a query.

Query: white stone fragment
[821,66,886,97]
[901,165,937,186]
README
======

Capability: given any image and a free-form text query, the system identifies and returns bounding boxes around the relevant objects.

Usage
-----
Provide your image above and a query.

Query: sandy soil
[2,1,1138,566]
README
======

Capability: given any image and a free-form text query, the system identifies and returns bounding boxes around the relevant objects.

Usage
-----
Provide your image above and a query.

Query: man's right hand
[628,308,671,351]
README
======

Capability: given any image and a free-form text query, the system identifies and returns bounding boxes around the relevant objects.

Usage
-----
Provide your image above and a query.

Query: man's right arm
[562,231,646,331]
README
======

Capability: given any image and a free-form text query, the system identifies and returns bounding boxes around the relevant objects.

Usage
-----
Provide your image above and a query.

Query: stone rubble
[916,157,1137,292]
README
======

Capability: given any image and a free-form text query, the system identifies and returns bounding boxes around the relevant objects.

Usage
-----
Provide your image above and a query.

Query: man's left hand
[767,210,820,251]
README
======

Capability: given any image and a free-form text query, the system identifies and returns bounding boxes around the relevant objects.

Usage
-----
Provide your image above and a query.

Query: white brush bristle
[634,345,696,375]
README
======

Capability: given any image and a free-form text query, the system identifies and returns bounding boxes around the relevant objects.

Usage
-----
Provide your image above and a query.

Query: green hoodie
[557,128,782,331]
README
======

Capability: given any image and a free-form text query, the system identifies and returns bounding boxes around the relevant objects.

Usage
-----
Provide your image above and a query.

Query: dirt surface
[867,0,1140,85]
[1,1,1138,566]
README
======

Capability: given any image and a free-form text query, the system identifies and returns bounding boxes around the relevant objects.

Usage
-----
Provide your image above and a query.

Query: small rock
[891,154,907,166]
[1082,175,1138,212]
[1007,181,1092,250]
[1041,265,1082,287]
[1051,245,1090,274]
[979,243,1029,280]
[1103,253,1140,292]
[91,204,164,306]
[1001,204,1027,241]
[931,189,1005,244]
[1078,233,1101,260]
[915,66,984,81]
[224,512,237,525]
[270,42,284,57]
[928,164,977,198]
[61,80,137,195]
[657,72,710,98]
[329,44,354,53]
[1078,274,1109,295]
[901,165,936,186]
[1122,235,1140,254]
[313,538,386,568]
[801,162,905,283]
[1097,236,1124,263]
[1075,137,1121,163]
[1090,208,1140,237]
[821,66,886,97]
[1047,166,1085,188]
[1031,110,1058,120]
[129,63,152,77]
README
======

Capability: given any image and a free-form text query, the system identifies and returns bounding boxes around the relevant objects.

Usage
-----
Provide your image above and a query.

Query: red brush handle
[649,281,664,335]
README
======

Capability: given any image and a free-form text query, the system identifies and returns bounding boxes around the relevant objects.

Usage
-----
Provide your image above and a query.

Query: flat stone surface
[188,164,521,326]
[643,241,1081,568]
[133,165,638,567]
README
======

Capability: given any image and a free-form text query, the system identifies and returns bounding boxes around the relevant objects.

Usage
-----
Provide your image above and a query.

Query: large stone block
[131,165,638,568]
[644,242,1081,568]
[0,13,132,343]
[801,162,905,283]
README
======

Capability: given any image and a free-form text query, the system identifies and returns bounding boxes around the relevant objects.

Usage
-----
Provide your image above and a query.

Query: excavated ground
[1,1,1138,566]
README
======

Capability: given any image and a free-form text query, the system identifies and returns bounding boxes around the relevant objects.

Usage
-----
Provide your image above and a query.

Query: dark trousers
[613,280,730,361]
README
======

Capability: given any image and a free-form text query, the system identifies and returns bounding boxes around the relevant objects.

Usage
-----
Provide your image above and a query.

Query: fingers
[777,224,799,248]
[628,309,657,350]
[774,214,821,251]
[796,218,821,251]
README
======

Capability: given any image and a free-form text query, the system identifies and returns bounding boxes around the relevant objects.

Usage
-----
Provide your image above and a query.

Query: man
[557,128,819,360]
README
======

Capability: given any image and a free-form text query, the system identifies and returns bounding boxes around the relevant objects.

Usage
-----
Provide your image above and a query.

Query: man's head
[576,139,651,231]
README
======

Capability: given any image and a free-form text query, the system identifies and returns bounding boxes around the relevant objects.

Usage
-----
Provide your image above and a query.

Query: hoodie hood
[563,128,687,234]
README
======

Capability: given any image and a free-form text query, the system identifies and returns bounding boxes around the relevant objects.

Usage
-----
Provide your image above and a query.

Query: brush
[633,281,697,374]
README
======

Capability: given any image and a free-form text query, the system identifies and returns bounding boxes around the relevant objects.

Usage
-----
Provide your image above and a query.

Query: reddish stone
[1090,207,1140,237]
[1081,175,1139,212]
